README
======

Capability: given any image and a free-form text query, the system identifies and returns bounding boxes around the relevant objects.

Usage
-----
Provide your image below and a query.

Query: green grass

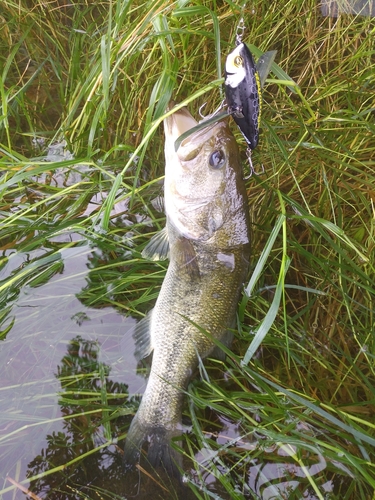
[1,0,375,498]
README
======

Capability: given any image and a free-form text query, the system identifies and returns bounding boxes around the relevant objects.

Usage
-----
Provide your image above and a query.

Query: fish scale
[123,104,251,476]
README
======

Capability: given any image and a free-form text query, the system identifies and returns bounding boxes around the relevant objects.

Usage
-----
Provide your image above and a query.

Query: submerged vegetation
[1,0,375,498]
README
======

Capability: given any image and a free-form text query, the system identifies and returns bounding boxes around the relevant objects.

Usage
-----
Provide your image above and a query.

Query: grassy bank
[1,0,375,498]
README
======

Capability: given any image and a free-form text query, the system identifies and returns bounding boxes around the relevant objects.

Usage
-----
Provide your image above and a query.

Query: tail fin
[123,415,144,472]
[147,427,182,477]
[123,415,182,477]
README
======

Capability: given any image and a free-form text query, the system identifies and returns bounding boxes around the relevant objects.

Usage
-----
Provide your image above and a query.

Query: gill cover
[224,42,262,150]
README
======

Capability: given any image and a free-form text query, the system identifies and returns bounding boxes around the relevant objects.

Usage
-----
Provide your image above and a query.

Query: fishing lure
[224,42,262,151]
[173,43,275,158]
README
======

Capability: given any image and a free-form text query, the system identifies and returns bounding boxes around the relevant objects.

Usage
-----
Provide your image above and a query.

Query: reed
[1,0,374,498]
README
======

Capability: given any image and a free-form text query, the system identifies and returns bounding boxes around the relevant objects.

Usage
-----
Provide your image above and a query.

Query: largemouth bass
[123,104,251,476]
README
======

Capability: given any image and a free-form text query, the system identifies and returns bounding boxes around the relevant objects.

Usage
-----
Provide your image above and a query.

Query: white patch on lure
[225,44,246,88]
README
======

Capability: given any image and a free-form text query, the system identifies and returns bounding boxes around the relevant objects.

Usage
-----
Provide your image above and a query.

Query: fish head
[164,105,250,245]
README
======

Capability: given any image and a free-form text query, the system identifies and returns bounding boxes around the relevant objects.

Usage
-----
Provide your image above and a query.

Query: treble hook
[198,99,227,121]
[198,102,208,119]
[244,148,265,179]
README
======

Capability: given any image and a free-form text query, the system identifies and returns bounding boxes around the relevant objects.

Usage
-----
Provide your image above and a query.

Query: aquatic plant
[1,0,374,498]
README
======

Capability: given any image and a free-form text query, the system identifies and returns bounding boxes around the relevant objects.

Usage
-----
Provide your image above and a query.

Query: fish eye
[209,150,225,169]
[234,55,243,67]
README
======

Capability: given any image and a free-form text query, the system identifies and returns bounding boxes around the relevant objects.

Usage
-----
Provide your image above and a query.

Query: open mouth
[165,104,227,154]
[164,106,198,141]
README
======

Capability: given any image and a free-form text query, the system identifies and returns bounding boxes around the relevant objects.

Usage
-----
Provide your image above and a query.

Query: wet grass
[1,0,375,498]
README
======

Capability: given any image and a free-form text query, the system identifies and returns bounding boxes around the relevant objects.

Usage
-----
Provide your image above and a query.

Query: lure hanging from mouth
[173,47,275,155]
[224,43,267,151]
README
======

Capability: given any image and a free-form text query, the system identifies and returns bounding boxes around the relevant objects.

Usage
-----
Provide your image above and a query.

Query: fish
[123,103,251,476]
[224,42,262,151]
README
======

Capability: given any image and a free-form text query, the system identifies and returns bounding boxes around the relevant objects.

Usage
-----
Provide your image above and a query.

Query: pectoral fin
[142,227,170,261]
[174,237,200,280]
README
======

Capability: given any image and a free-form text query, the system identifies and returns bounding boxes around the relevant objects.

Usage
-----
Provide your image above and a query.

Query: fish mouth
[164,102,224,153]
[164,104,198,142]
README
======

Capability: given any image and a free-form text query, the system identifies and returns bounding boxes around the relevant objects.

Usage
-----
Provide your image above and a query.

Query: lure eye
[234,55,243,67]
[209,150,225,169]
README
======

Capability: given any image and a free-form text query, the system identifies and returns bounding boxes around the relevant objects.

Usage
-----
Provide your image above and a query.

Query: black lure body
[224,42,262,150]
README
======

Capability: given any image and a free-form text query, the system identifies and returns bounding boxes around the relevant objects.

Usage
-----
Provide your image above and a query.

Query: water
[0,232,357,499]
[0,243,145,498]
[0,141,367,498]
[321,0,375,16]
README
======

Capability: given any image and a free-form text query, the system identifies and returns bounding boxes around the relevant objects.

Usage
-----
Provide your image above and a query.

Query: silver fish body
[123,104,251,476]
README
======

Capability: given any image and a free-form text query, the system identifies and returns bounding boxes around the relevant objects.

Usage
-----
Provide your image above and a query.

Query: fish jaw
[164,104,198,141]
[164,104,223,163]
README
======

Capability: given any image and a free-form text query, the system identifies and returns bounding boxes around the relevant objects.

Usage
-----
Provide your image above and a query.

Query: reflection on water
[0,242,360,499]
[321,0,375,16]
[248,447,332,499]
[26,335,128,498]
[0,167,366,498]
[186,412,354,499]
[0,244,144,498]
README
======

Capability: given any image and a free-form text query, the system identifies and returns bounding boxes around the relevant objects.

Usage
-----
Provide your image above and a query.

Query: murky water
[0,182,358,499]
[0,270,347,499]
[0,243,145,497]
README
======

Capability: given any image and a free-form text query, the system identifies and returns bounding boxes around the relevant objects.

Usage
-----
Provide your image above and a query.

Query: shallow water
[0,141,365,499]
[0,209,358,499]
[0,242,147,497]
